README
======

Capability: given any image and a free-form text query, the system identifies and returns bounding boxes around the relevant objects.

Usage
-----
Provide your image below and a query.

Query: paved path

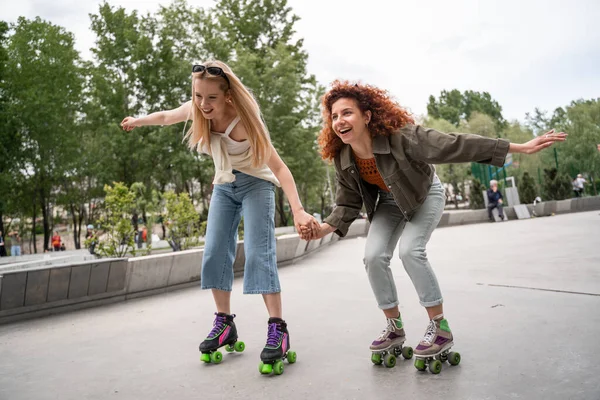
[1,211,599,400]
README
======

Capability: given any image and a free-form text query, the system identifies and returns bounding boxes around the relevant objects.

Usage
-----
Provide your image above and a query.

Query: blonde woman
[122,61,316,373]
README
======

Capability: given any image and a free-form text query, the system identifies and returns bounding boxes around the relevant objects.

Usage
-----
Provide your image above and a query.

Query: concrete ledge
[127,253,174,293]
[2,197,598,324]
[167,249,202,286]
[437,196,600,227]
[294,238,309,258]
[305,237,321,253]
[107,260,127,292]
[25,269,50,306]
[48,267,71,303]
[556,199,572,214]
[276,235,300,263]
[1,272,26,310]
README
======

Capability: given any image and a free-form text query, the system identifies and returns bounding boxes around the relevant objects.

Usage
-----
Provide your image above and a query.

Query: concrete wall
[2,196,599,324]
[0,221,366,324]
[437,196,600,228]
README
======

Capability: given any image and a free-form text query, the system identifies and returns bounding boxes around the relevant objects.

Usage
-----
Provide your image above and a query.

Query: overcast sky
[2,0,599,121]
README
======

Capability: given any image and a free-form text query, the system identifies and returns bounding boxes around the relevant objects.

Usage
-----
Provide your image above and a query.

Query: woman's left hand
[293,210,320,236]
[515,129,567,154]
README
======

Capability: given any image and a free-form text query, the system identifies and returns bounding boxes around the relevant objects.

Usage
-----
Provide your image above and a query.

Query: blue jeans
[201,171,280,294]
[364,176,446,309]
[11,245,21,256]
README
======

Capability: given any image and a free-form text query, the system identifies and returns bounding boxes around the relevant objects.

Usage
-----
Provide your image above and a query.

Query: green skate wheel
[371,353,383,365]
[429,359,442,374]
[414,358,426,371]
[273,360,284,375]
[200,353,211,363]
[287,351,297,364]
[402,346,413,360]
[225,344,235,353]
[210,351,223,364]
[448,351,461,366]
[260,362,273,374]
[234,341,245,352]
[383,354,396,368]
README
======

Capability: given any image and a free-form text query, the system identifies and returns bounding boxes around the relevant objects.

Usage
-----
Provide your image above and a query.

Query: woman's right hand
[121,116,138,131]
[299,223,334,241]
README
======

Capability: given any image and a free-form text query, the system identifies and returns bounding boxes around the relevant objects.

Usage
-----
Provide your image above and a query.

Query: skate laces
[422,320,437,344]
[376,319,397,340]
[266,322,282,347]
[208,313,228,337]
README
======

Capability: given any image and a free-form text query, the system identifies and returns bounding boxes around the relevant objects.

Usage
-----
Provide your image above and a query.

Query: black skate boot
[258,318,297,375]
[199,312,245,364]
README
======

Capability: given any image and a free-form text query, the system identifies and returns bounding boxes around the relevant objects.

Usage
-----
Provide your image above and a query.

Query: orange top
[354,153,389,192]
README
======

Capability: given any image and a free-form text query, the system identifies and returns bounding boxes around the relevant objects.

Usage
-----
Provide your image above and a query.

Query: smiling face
[193,77,231,121]
[330,97,371,146]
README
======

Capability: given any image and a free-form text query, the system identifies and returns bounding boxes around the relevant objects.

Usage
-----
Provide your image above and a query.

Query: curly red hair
[318,80,414,160]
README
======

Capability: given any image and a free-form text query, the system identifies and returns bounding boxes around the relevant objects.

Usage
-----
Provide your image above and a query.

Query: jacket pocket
[385,171,418,212]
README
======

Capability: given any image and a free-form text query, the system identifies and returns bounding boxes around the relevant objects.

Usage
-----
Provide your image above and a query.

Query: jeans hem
[243,288,281,295]
[420,298,443,307]
[201,285,232,292]
[377,301,400,310]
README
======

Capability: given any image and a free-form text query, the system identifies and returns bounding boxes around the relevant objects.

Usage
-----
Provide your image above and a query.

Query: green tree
[203,0,327,225]
[554,99,600,195]
[0,20,14,237]
[428,89,505,128]
[87,1,216,211]
[461,112,497,138]
[526,101,600,195]
[4,17,83,252]
[425,118,470,206]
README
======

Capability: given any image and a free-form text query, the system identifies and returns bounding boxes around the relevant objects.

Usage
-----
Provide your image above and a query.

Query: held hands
[120,116,139,132]
[298,222,332,241]
[516,129,567,154]
[293,210,320,240]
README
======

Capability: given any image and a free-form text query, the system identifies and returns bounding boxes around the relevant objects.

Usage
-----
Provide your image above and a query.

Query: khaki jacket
[324,124,510,237]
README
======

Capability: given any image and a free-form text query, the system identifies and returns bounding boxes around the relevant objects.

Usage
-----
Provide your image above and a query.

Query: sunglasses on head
[192,65,230,86]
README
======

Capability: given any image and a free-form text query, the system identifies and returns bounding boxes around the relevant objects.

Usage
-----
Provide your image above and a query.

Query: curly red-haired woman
[304,80,566,366]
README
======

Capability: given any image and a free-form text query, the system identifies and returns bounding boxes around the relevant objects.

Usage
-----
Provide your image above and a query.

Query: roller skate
[413,314,461,374]
[199,312,245,364]
[370,315,413,368]
[258,318,297,375]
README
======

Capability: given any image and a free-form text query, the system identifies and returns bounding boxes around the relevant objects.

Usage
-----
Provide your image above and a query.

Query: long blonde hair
[185,60,272,168]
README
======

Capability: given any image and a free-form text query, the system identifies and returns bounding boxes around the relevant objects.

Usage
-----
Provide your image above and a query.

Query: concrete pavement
[0,211,599,400]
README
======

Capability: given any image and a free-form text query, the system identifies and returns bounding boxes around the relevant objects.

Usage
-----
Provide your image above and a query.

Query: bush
[469,179,486,210]
[542,168,572,201]
[164,191,201,251]
[518,172,537,204]
[93,182,137,258]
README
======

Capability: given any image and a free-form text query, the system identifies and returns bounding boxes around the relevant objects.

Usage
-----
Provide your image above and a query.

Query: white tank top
[211,117,250,155]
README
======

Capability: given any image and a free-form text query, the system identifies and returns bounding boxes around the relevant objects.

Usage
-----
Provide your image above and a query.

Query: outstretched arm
[401,125,566,167]
[121,100,193,131]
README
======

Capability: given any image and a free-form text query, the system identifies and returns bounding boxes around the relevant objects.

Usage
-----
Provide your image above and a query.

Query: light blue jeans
[364,176,446,309]
[11,245,21,256]
[201,171,280,294]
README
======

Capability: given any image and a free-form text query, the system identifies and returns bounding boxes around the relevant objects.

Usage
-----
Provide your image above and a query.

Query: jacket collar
[340,135,391,170]
[372,135,391,155]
